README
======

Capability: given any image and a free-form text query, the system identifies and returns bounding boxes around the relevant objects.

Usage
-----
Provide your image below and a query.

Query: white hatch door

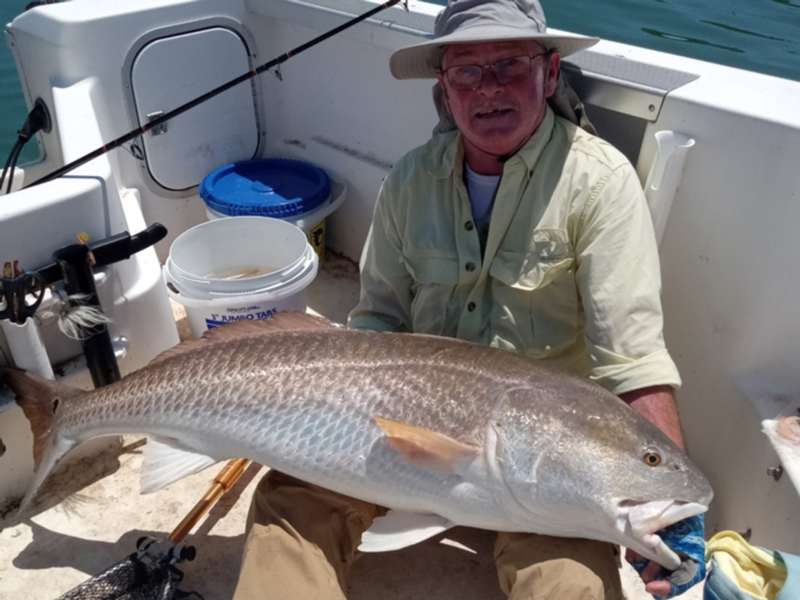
[130,27,259,191]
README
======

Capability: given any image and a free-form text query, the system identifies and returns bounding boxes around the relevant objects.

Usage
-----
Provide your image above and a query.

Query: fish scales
[70,331,610,510]
[68,331,536,517]
[66,330,548,439]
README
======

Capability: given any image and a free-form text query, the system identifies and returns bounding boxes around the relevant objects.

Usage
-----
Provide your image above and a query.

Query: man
[234,1,701,599]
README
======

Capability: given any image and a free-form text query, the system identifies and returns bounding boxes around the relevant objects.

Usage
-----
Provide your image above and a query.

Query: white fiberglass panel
[130,26,259,191]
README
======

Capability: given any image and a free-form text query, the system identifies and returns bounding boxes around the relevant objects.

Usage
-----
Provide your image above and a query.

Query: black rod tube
[5,142,25,194]
[52,244,121,388]
[23,0,402,189]
[0,139,24,192]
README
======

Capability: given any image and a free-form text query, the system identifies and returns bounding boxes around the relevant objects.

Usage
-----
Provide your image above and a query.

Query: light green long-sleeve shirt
[348,108,681,396]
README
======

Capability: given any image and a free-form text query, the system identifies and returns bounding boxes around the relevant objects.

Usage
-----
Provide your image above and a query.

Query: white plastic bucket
[164,216,318,338]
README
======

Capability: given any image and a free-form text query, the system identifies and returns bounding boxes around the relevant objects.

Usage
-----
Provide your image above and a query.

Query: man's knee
[249,470,386,555]
[504,558,608,600]
[494,533,622,600]
[235,471,386,600]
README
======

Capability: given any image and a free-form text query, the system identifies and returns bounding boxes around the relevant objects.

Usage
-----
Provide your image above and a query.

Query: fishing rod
[22,0,406,190]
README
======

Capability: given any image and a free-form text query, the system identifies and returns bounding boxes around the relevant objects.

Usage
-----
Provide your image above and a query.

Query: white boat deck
[0,252,702,600]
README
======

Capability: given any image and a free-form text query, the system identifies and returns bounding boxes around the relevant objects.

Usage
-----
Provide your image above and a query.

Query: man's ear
[545,51,561,98]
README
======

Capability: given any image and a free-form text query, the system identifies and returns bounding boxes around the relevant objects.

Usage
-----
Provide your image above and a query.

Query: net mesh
[55,553,184,600]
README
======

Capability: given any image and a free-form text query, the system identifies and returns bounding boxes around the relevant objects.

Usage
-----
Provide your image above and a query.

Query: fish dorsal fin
[140,435,220,493]
[359,510,454,552]
[150,312,342,366]
[374,416,481,474]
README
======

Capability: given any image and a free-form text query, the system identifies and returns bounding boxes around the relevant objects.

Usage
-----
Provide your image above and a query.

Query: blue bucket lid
[200,158,331,218]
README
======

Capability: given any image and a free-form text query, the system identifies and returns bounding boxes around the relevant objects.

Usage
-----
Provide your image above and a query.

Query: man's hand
[619,387,705,597]
[627,515,706,599]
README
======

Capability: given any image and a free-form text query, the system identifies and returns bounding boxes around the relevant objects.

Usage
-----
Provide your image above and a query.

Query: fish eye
[643,449,662,467]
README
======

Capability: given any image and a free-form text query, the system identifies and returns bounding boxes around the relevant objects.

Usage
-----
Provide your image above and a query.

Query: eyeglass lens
[445,54,546,90]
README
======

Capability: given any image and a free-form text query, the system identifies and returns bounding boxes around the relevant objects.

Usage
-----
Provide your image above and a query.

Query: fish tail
[1,368,84,512]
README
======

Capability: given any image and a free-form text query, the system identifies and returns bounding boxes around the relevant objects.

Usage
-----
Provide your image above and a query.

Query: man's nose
[478,66,503,92]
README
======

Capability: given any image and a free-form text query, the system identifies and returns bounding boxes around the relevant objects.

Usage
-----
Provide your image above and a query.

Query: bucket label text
[206,307,280,329]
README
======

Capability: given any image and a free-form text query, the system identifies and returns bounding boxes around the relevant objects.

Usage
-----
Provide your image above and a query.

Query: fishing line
[22,0,407,190]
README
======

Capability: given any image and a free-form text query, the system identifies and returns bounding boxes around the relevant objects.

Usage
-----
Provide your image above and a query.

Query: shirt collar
[428,107,556,179]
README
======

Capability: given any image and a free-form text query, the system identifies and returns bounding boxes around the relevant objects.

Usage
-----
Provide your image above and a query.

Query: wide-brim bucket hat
[390,0,599,80]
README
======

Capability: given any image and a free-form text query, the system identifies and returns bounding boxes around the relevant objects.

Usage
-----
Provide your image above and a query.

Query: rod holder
[52,244,120,388]
[644,130,696,246]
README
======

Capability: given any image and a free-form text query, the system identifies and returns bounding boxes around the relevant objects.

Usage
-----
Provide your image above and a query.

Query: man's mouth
[475,108,513,119]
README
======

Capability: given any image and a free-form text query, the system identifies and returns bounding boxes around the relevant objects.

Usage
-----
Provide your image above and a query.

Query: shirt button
[467,302,476,312]
[465,262,476,272]
[465,221,474,231]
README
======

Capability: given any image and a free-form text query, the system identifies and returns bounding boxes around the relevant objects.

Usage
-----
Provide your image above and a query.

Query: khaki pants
[233,471,623,600]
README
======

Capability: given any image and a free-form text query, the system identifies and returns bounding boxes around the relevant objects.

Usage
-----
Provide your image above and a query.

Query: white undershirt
[465,164,500,230]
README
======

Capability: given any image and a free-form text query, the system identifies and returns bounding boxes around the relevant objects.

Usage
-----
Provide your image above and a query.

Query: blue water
[1,0,798,164]
[540,0,800,81]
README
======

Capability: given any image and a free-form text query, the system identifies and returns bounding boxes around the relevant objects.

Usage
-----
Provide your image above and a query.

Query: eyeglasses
[439,53,550,91]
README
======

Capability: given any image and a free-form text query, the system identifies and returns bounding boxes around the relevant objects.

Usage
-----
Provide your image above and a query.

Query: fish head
[492,385,713,569]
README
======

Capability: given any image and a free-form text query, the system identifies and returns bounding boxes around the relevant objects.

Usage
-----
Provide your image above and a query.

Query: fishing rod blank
[24,0,404,190]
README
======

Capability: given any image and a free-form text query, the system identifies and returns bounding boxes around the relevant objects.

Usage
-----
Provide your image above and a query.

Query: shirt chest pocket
[488,238,580,355]
[403,255,460,336]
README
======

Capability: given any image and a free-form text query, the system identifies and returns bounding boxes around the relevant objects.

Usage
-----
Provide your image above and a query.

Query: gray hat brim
[390,27,599,80]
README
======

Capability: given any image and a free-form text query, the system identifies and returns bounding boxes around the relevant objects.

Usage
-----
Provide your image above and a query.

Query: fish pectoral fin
[358,510,455,552]
[140,436,220,494]
[374,416,481,475]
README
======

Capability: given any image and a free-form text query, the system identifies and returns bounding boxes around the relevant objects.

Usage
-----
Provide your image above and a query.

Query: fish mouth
[615,499,709,570]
